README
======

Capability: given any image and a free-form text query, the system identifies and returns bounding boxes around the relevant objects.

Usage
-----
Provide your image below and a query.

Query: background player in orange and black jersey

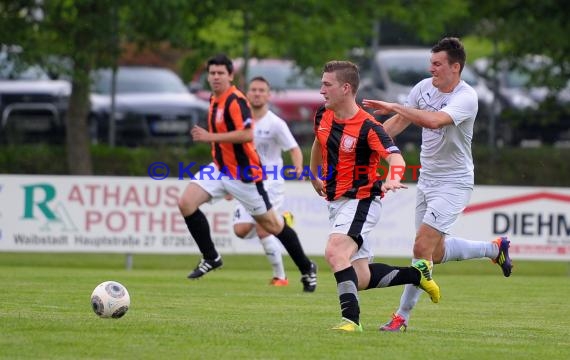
[203,75,262,181]
[178,54,317,292]
[309,60,440,331]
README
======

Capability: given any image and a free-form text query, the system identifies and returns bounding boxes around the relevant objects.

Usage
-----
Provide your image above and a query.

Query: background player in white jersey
[362,37,513,332]
[232,76,303,286]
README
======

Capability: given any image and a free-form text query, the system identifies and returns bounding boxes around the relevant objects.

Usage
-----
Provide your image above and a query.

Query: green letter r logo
[22,184,57,220]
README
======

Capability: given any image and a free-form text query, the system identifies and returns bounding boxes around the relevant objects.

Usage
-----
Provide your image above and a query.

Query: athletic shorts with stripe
[232,179,284,239]
[233,179,284,223]
[191,162,272,216]
[328,196,382,262]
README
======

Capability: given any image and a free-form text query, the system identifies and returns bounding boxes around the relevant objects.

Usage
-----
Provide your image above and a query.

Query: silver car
[0,52,70,144]
[90,66,209,146]
[473,55,570,144]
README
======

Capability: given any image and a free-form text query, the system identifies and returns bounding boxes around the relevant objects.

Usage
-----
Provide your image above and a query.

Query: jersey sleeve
[441,85,478,125]
[367,121,401,159]
[405,81,423,109]
[313,105,326,135]
[228,96,253,130]
[274,117,299,151]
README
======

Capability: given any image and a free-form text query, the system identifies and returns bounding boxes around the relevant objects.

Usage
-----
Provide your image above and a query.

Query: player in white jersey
[363,37,513,332]
[232,76,304,286]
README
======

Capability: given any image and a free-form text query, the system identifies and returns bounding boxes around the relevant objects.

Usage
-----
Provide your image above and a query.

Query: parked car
[89,66,209,146]
[0,52,70,144]
[355,47,498,146]
[473,55,570,144]
[190,58,323,145]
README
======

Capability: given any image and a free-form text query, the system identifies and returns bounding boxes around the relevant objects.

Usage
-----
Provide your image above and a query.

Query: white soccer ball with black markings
[91,281,130,318]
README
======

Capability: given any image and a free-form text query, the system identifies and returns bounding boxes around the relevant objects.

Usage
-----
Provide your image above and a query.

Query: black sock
[275,224,311,273]
[334,266,360,325]
[365,263,420,290]
[184,210,219,260]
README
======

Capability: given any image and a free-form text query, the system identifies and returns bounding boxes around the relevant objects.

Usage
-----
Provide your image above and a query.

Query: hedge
[0,144,568,187]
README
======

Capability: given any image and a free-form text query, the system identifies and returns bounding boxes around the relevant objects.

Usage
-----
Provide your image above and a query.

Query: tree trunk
[66,60,93,175]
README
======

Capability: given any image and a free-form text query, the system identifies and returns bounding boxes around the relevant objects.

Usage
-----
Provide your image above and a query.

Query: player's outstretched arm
[191,125,253,144]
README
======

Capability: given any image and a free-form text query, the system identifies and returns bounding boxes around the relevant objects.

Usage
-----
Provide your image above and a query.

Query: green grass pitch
[1,253,569,360]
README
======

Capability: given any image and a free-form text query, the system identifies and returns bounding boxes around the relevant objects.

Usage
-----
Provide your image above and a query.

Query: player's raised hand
[381,179,408,193]
[191,125,212,142]
[362,99,395,116]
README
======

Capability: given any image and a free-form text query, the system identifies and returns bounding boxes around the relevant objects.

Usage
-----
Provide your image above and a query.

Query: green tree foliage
[11,0,547,176]
[188,0,469,70]
[468,1,570,86]
[0,0,211,174]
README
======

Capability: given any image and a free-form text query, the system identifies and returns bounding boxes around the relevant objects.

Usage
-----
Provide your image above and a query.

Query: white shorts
[328,197,382,262]
[415,180,473,234]
[191,162,272,216]
[233,179,285,226]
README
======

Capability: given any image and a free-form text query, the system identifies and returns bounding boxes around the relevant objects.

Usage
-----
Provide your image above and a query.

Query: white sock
[441,236,498,263]
[396,258,432,323]
[260,235,286,279]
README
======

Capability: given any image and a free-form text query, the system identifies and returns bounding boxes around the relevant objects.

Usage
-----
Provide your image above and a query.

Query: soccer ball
[90,281,130,318]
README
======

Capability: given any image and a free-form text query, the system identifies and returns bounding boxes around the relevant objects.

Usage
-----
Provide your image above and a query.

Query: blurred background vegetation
[1,143,568,187]
[1,0,569,184]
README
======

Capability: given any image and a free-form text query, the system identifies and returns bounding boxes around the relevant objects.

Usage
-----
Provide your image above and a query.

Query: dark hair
[323,60,360,94]
[207,54,234,74]
[431,37,466,73]
[249,76,270,89]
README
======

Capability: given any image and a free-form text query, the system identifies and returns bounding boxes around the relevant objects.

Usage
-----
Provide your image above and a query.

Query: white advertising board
[454,187,570,260]
[0,175,568,260]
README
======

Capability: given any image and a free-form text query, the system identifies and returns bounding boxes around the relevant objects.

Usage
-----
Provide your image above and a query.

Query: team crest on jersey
[340,134,357,152]
[216,109,224,123]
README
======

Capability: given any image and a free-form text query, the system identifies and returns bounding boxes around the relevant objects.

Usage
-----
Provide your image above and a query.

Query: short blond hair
[323,61,360,94]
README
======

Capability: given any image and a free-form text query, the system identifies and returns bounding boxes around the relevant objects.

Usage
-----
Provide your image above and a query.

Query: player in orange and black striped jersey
[203,75,262,182]
[179,54,317,292]
[313,104,403,201]
[310,60,440,332]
